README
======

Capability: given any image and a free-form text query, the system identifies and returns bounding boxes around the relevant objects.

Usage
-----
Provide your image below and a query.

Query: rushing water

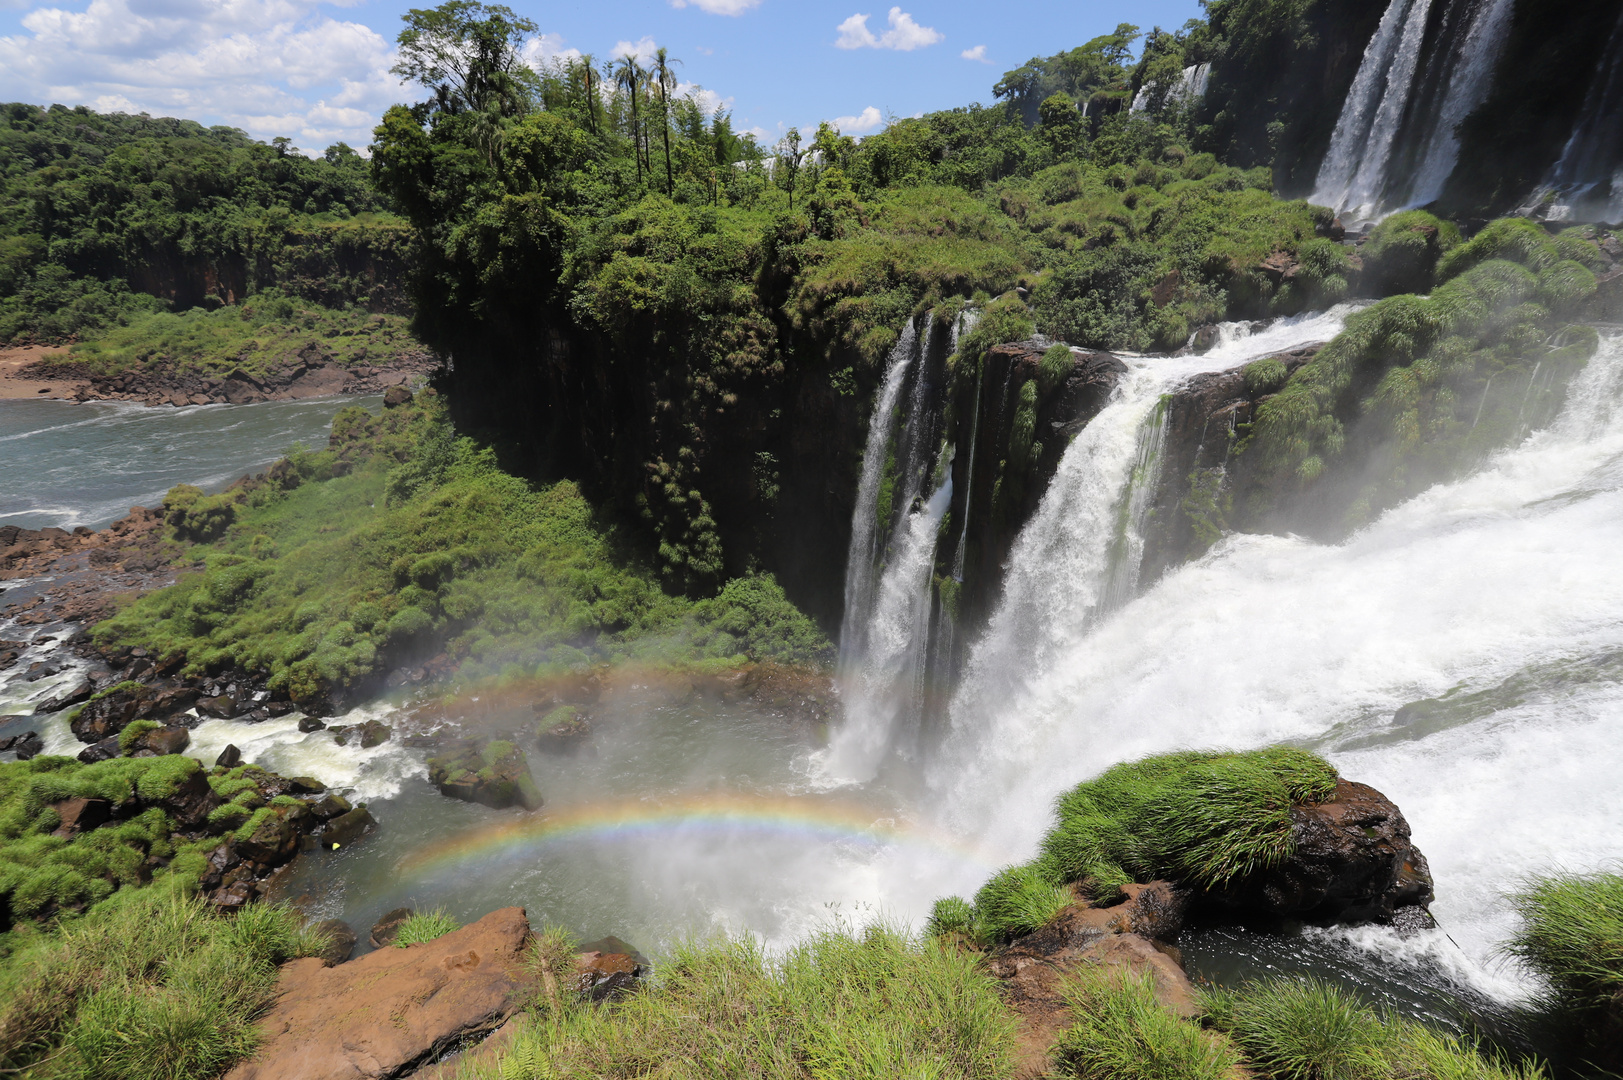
[0,396,381,531]
[5,323,1623,1036]
[1540,8,1623,223]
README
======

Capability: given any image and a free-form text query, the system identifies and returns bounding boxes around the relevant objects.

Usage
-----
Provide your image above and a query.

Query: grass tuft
[394,907,460,947]
[1054,964,1239,1080]
[1504,870,1623,1019]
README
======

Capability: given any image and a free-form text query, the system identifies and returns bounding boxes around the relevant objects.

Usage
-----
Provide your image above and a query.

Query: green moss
[117,720,162,755]
[1506,871,1623,1024]
[1039,342,1074,394]
[1242,357,1288,397]
[1361,210,1461,296]
[393,907,460,947]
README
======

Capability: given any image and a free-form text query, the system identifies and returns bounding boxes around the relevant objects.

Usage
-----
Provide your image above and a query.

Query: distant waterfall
[1312,0,1435,223]
[1397,0,1515,209]
[1543,10,1623,222]
[1130,62,1213,114]
[1315,0,1517,221]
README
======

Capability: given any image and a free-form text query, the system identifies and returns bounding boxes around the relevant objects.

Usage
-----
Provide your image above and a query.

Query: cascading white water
[1312,0,1435,223]
[1402,0,1515,209]
[838,322,918,666]
[1130,62,1212,114]
[1540,9,1623,223]
[917,326,1623,1003]
[825,473,953,781]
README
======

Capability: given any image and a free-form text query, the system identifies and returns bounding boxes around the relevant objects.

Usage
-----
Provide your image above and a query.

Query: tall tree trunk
[659,83,674,194]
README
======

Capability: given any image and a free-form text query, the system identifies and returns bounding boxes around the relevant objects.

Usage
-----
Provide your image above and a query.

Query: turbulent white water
[1130,62,1212,114]
[918,327,1623,1002]
[1313,0,1435,223]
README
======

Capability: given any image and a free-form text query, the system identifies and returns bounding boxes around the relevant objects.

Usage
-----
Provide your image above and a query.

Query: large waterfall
[1313,0,1514,223]
[907,327,1623,1003]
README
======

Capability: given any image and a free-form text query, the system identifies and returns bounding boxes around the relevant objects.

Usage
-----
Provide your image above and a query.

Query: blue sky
[0,0,1205,152]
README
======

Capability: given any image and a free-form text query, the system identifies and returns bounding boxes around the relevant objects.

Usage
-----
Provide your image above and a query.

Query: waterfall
[1312,0,1435,223]
[911,324,1623,1004]
[825,472,953,781]
[1130,62,1212,114]
[1542,9,1623,222]
[837,322,919,667]
[1399,0,1515,209]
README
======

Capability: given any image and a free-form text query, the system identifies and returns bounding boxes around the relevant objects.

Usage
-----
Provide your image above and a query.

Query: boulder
[298,715,327,732]
[1204,778,1434,925]
[323,805,374,848]
[0,731,43,760]
[359,720,392,748]
[225,907,536,1080]
[382,385,413,408]
[197,693,240,720]
[313,919,358,966]
[311,793,353,820]
[426,739,543,811]
[237,803,313,865]
[33,677,93,713]
[159,766,223,830]
[50,796,111,837]
[127,725,189,756]
[77,735,120,763]
[369,907,415,948]
[216,744,243,768]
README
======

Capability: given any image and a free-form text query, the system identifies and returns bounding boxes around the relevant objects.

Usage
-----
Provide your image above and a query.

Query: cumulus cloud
[833,105,882,133]
[521,32,582,68]
[611,35,659,65]
[961,44,989,63]
[0,0,406,148]
[835,7,943,51]
[670,0,759,13]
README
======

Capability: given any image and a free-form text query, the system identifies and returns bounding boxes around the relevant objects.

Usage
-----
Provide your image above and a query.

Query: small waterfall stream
[1541,9,1623,222]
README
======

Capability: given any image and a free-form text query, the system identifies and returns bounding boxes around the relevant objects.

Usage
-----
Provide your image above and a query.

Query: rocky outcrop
[427,739,543,810]
[1204,778,1434,926]
[225,907,537,1080]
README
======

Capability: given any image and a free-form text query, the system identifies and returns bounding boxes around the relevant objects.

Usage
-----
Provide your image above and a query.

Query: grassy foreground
[1506,870,1623,1052]
[92,394,831,710]
[0,889,324,1079]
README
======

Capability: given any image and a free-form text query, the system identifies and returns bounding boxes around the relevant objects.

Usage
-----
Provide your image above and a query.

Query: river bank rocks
[19,347,440,409]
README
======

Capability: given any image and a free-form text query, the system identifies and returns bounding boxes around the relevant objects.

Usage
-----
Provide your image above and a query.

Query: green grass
[1505,871,1623,1021]
[940,748,1338,945]
[1203,977,1546,1080]
[394,908,460,947]
[92,396,833,709]
[0,889,325,1078]
[65,290,416,379]
[462,922,1015,1080]
[1054,965,1239,1080]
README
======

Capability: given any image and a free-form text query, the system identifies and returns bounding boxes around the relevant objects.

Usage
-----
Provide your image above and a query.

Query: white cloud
[612,36,659,65]
[0,0,406,148]
[961,44,989,63]
[833,105,882,133]
[835,7,942,51]
[670,0,759,13]
[521,32,582,68]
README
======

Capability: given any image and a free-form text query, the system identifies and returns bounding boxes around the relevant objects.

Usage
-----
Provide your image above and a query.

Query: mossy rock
[426,738,542,811]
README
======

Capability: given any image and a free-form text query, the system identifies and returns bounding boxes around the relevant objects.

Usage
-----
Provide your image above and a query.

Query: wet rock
[128,725,190,756]
[358,719,392,748]
[427,739,543,811]
[311,793,353,820]
[298,715,327,732]
[535,705,590,753]
[383,385,413,408]
[77,735,121,763]
[196,693,240,720]
[237,802,313,865]
[158,767,222,830]
[323,805,374,848]
[226,907,536,1080]
[34,676,93,714]
[264,700,295,718]
[50,796,111,837]
[286,775,324,793]
[0,731,43,759]
[370,907,415,948]
[1203,779,1434,925]
[211,880,259,909]
[313,919,357,965]
[216,744,243,768]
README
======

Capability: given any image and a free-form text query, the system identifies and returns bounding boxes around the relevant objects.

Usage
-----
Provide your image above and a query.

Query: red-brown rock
[225,907,536,1080]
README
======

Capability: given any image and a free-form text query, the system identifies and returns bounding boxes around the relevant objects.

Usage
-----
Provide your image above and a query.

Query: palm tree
[653,47,682,195]
[576,54,599,135]
[613,53,645,185]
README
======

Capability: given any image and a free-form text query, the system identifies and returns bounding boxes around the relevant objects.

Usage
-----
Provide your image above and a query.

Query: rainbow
[394,792,995,881]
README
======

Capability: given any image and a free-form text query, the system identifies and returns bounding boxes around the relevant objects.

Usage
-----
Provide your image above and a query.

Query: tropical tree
[392,1,538,117]
[612,52,646,184]
[653,47,682,194]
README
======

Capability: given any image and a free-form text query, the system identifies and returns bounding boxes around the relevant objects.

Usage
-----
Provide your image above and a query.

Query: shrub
[1243,356,1289,396]
[972,864,1074,943]
[1039,342,1075,394]
[394,908,460,947]
[1055,965,1239,1080]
